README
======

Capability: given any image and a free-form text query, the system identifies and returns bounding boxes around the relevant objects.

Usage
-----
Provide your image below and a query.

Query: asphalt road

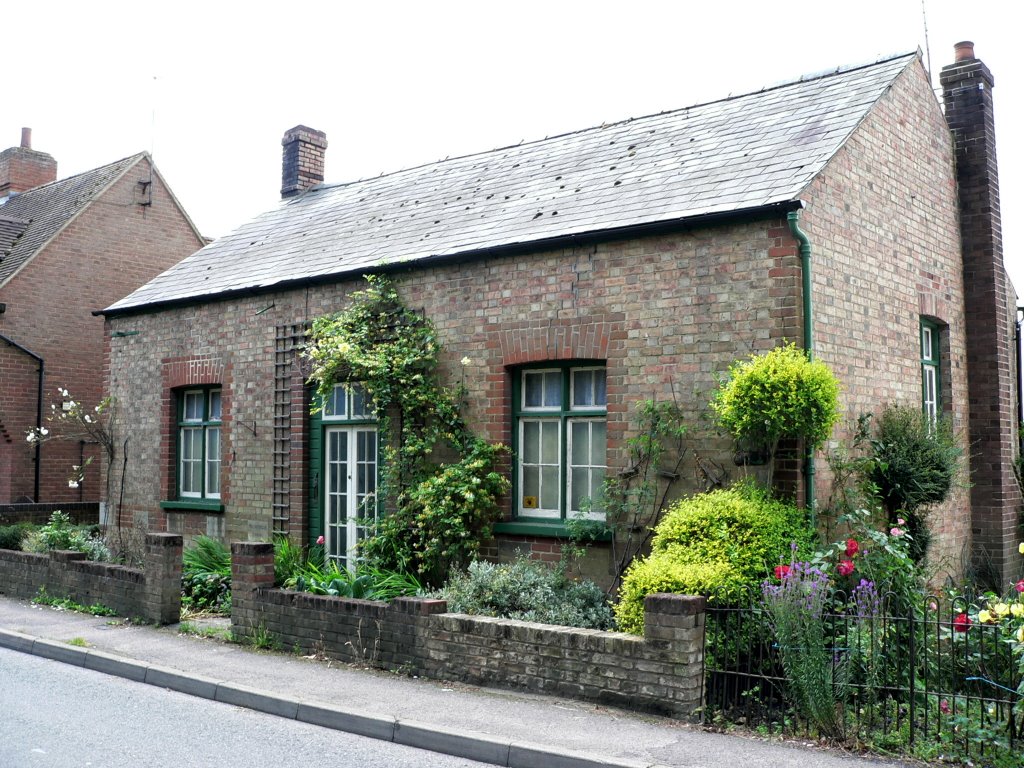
[0,648,490,768]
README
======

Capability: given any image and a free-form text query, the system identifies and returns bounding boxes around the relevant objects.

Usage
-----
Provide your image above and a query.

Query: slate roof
[106,52,919,315]
[0,154,146,288]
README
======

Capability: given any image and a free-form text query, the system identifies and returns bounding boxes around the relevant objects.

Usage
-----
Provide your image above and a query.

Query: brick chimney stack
[281,125,327,199]
[940,42,1021,583]
[0,127,58,197]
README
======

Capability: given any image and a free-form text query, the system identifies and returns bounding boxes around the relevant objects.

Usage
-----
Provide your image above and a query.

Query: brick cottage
[100,45,1021,584]
[1,130,205,510]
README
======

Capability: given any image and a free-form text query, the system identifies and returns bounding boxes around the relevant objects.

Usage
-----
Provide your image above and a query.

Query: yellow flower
[1012,603,1024,618]
[1019,541,1024,555]
[978,609,994,624]
[1017,625,1024,643]
[993,602,1010,617]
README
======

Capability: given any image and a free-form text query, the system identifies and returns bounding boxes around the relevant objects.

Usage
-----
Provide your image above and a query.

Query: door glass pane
[324,385,347,419]
[592,421,606,465]
[571,467,588,512]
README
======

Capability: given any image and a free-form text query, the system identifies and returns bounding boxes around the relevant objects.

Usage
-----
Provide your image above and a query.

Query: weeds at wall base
[33,587,117,617]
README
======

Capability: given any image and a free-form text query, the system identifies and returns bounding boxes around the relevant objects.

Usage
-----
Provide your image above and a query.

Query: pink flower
[774,564,791,580]
[845,539,859,557]
[316,535,325,546]
[837,560,855,577]
[890,527,904,537]
[953,613,972,633]
[939,698,950,714]
[1014,580,1024,593]
[897,518,906,526]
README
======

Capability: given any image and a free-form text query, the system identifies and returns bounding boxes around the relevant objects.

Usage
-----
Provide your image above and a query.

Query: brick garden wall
[231,542,705,717]
[0,501,98,526]
[0,156,205,505]
[0,532,182,624]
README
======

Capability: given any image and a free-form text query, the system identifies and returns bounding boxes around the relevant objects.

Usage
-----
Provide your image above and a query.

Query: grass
[66,637,90,647]
[178,621,234,642]
[33,588,117,617]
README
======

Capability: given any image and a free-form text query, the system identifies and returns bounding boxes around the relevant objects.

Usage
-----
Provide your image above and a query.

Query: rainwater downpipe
[787,208,816,524]
[0,332,44,502]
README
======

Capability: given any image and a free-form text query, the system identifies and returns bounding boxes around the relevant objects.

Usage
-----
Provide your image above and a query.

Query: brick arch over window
[477,315,626,462]
[160,356,231,502]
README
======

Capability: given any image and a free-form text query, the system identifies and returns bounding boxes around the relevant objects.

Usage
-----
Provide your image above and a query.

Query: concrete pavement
[0,596,910,768]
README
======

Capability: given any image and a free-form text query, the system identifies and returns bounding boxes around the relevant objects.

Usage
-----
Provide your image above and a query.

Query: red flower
[953,613,972,633]
[1014,580,1024,594]
[774,564,791,580]
[939,698,951,714]
[837,559,855,577]
[845,538,859,557]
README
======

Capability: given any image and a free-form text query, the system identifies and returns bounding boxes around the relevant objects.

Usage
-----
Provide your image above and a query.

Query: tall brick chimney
[281,125,327,199]
[0,127,57,197]
[940,42,1022,584]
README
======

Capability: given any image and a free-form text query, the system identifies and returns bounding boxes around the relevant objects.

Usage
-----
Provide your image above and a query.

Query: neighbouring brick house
[101,45,1022,584]
[0,130,206,507]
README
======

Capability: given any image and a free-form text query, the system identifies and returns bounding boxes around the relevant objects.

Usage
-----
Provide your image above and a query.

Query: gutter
[786,208,816,523]
[0,332,44,502]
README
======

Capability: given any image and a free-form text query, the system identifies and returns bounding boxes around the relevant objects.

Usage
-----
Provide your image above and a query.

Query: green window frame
[512,363,607,522]
[921,320,940,424]
[177,387,222,500]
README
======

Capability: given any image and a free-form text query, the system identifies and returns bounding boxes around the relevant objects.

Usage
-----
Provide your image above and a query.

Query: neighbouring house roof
[0,154,147,288]
[106,51,919,315]
[0,215,29,259]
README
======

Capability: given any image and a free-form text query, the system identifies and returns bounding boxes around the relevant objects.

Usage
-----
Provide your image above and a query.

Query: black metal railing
[703,591,1020,762]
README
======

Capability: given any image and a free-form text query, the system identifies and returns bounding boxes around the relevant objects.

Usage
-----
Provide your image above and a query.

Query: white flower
[68,480,79,488]
[26,432,35,442]
[460,356,472,366]
[84,415,92,423]
[40,427,49,436]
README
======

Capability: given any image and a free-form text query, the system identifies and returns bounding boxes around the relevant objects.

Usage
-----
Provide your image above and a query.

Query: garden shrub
[616,483,813,634]
[436,557,615,630]
[181,535,232,614]
[615,557,741,634]
[867,404,961,562]
[21,511,111,562]
[711,343,840,485]
[0,522,34,551]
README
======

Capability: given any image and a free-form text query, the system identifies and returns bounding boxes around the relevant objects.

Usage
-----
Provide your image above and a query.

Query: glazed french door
[323,426,378,570]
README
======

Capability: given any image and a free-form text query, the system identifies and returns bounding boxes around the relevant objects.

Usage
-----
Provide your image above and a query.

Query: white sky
[4,1,1022,293]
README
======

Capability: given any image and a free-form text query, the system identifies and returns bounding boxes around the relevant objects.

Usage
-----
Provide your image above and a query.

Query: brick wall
[802,58,973,570]
[0,532,182,623]
[0,156,205,504]
[0,501,98,526]
[231,542,705,717]
[107,216,794,559]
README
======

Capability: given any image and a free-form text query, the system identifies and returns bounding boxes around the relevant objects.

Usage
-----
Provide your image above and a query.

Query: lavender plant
[762,561,849,738]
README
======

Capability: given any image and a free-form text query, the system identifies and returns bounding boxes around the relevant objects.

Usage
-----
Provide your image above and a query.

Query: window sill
[493,520,611,541]
[159,499,224,513]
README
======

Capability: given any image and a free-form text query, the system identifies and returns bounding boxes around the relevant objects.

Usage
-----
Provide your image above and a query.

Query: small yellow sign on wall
[522,495,538,509]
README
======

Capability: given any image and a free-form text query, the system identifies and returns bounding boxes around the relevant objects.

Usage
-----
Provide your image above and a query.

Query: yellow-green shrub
[615,483,813,634]
[614,556,741,634]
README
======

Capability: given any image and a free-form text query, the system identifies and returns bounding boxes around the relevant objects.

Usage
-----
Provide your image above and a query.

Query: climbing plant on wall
[305,275,509,587]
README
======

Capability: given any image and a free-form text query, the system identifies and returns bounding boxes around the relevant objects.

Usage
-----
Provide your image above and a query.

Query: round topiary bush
[615,483,813,634]
[711,343,840,462]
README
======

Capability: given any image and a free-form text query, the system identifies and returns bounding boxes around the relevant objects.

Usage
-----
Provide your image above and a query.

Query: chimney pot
[20,127,31,149]
[954,41,975,63]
